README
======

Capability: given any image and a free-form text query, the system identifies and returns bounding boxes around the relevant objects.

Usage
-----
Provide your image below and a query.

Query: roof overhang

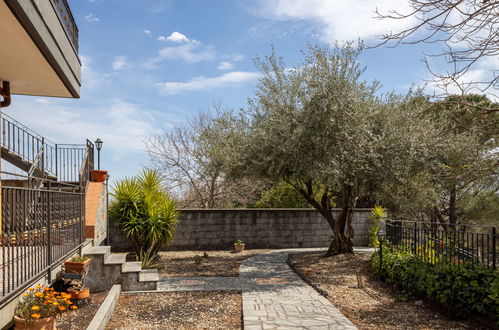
[0,0,81,98]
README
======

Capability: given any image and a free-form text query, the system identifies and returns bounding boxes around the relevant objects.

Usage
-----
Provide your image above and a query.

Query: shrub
[110,169,179,268]
[372,248,499,323]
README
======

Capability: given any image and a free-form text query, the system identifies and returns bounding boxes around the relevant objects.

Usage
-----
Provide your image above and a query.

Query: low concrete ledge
[86,284,121,330]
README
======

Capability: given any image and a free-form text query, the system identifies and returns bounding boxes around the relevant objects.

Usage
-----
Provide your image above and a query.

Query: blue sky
[4,0,496,183]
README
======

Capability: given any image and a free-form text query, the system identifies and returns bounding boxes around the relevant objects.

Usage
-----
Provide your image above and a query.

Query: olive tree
[219,43,436,255]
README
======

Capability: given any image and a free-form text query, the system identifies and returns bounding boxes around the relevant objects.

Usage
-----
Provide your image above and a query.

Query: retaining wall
[110,208,372,251]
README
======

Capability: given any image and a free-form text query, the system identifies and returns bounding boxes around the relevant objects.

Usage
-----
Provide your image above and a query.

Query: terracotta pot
[14,315,56,330]
[69,287,90,300]
[90,170,108,183]
[64,258,91,275]
[234,243,245,253]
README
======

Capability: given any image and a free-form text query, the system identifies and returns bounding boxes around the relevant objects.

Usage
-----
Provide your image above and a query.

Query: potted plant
[67,281,90,300]
[90,170,108,183]
[14,285,77,329]
[64,256,91,275]
[234,240,245,253]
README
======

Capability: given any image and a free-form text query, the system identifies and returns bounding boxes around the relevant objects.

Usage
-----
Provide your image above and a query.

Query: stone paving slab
[240,249,358,330]
[157,276,241,292]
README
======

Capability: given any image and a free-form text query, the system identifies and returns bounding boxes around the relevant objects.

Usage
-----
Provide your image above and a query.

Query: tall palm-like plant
[110,169,178,268]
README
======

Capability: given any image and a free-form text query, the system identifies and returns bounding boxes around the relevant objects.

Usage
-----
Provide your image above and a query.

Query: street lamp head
[95,138,103,151]
[377,229,386,243]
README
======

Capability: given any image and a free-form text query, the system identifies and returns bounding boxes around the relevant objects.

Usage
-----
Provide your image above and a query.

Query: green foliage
[367,205,386,247]
[254,181,313,208]
[69,256,89,263]
[372,248,499,322]
[109,169,179,268]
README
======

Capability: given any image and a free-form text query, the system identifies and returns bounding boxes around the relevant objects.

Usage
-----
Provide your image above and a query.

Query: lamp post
[95,138,103,170]
[378,229,386,275]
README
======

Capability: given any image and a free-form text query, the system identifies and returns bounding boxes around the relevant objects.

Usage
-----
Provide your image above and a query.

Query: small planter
[68,287,90,300]
[64,258,91,275]
[14,315,55,330]
[234,243,245,253]
[90,170,108,183]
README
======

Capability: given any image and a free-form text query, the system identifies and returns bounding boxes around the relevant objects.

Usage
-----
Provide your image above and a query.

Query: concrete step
[84,246,111,259]
[139,269,159,282]
[104,253,127,265]
[122,261,141,273]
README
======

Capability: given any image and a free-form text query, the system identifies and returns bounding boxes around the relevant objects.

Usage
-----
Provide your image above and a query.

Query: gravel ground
[289,252,483,330]
[157,249,272,277]
[106,291,242,330]
[56,292,107,330]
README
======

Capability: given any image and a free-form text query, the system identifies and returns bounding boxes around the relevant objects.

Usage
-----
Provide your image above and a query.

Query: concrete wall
[110,208,372,251]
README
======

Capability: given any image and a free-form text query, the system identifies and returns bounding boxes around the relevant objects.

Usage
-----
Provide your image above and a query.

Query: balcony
[0,0,81,98]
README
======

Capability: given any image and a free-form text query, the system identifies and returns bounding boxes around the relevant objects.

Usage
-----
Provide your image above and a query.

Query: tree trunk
[449,186,457,225]
[326,184,354,256]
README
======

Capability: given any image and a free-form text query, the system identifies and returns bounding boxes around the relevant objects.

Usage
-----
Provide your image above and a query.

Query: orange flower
[43,301,49,305]
[35,284,42,289]
[31,313,41,319]
[66,301,73,305]
[31,306,40,311]
[27,288,34,291]
[44,288,50,292]
[35,292,44,298]
[69,305,78,310]
[23,294,29,297]
[52,302,59,306]
[58,306,66,311]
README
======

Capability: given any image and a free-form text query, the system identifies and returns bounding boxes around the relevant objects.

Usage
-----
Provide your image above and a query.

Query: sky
[3,0,497,184]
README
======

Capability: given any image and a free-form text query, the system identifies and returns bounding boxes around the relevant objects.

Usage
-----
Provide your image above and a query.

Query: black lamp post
[378,228,386,275]
[95,138,103,170]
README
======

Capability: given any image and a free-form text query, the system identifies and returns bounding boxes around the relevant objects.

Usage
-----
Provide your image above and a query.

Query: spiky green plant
[109,169,178,268]
[368,205,387,248]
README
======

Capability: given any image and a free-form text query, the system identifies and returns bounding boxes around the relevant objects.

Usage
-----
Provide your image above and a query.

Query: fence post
[413,222,417,254]
[47,191,52,283]
[55,144,58,178]
[493,227,496,271]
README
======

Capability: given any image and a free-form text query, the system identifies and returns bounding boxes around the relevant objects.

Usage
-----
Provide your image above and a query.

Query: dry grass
[56,292,107,330]
[289,252,482,330]
[157,249,272,277]
[106,291,241,330]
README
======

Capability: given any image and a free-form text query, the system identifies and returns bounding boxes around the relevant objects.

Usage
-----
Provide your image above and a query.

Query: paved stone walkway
[157,276,240,292]
[240,249,357,330]
[156,248,359,329]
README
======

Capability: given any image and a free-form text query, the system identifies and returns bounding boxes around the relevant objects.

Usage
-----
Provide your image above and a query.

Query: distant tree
[146,104,266,208]
[254,181,314,208]
[217,43,437,255]
[376,0,499,111]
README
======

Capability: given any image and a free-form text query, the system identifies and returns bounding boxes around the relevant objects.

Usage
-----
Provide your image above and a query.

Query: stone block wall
[110,208,372,251]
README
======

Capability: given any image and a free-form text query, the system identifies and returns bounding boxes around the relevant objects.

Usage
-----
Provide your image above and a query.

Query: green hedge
[372,248,499,322]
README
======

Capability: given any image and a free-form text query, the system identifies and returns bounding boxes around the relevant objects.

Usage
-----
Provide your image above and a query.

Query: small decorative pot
[14,315,56,330]
[69,287,90,300]
[90,170,108,183]
[64,258,91,275]
[234,243,245,253]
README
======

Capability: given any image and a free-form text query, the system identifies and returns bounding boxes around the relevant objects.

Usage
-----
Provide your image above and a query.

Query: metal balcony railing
[50,0,79,52]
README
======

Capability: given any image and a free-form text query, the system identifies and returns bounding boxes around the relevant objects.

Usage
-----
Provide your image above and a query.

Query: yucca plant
[109,169,179,268]
[368,205,387,248]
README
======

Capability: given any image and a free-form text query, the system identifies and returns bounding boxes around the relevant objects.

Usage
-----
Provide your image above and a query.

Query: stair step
[84,246,111,259]
[122,261,142,273]
[105,254,127,265]
[139,269,159,282]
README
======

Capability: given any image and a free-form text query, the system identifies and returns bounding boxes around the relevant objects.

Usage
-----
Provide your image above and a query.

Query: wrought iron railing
[386,219,498,270]
[0,176,85,306]
[49,0,79,51]
[1,114,93,184]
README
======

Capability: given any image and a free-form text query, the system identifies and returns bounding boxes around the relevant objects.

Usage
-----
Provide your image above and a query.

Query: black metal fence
[1,114,93,182]
[0,181,85,306]
[386,219,498,270]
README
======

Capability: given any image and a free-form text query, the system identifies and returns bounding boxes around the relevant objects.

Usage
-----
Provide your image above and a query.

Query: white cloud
[84,13,100,22]
[157,36,167,41]
[156,71,260,95]
[249,0,415,42]
[112,56,127,70]
[148,42,215,66]
[166,32,190,43]
[144,30,152,35]
[217,61,234,70]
